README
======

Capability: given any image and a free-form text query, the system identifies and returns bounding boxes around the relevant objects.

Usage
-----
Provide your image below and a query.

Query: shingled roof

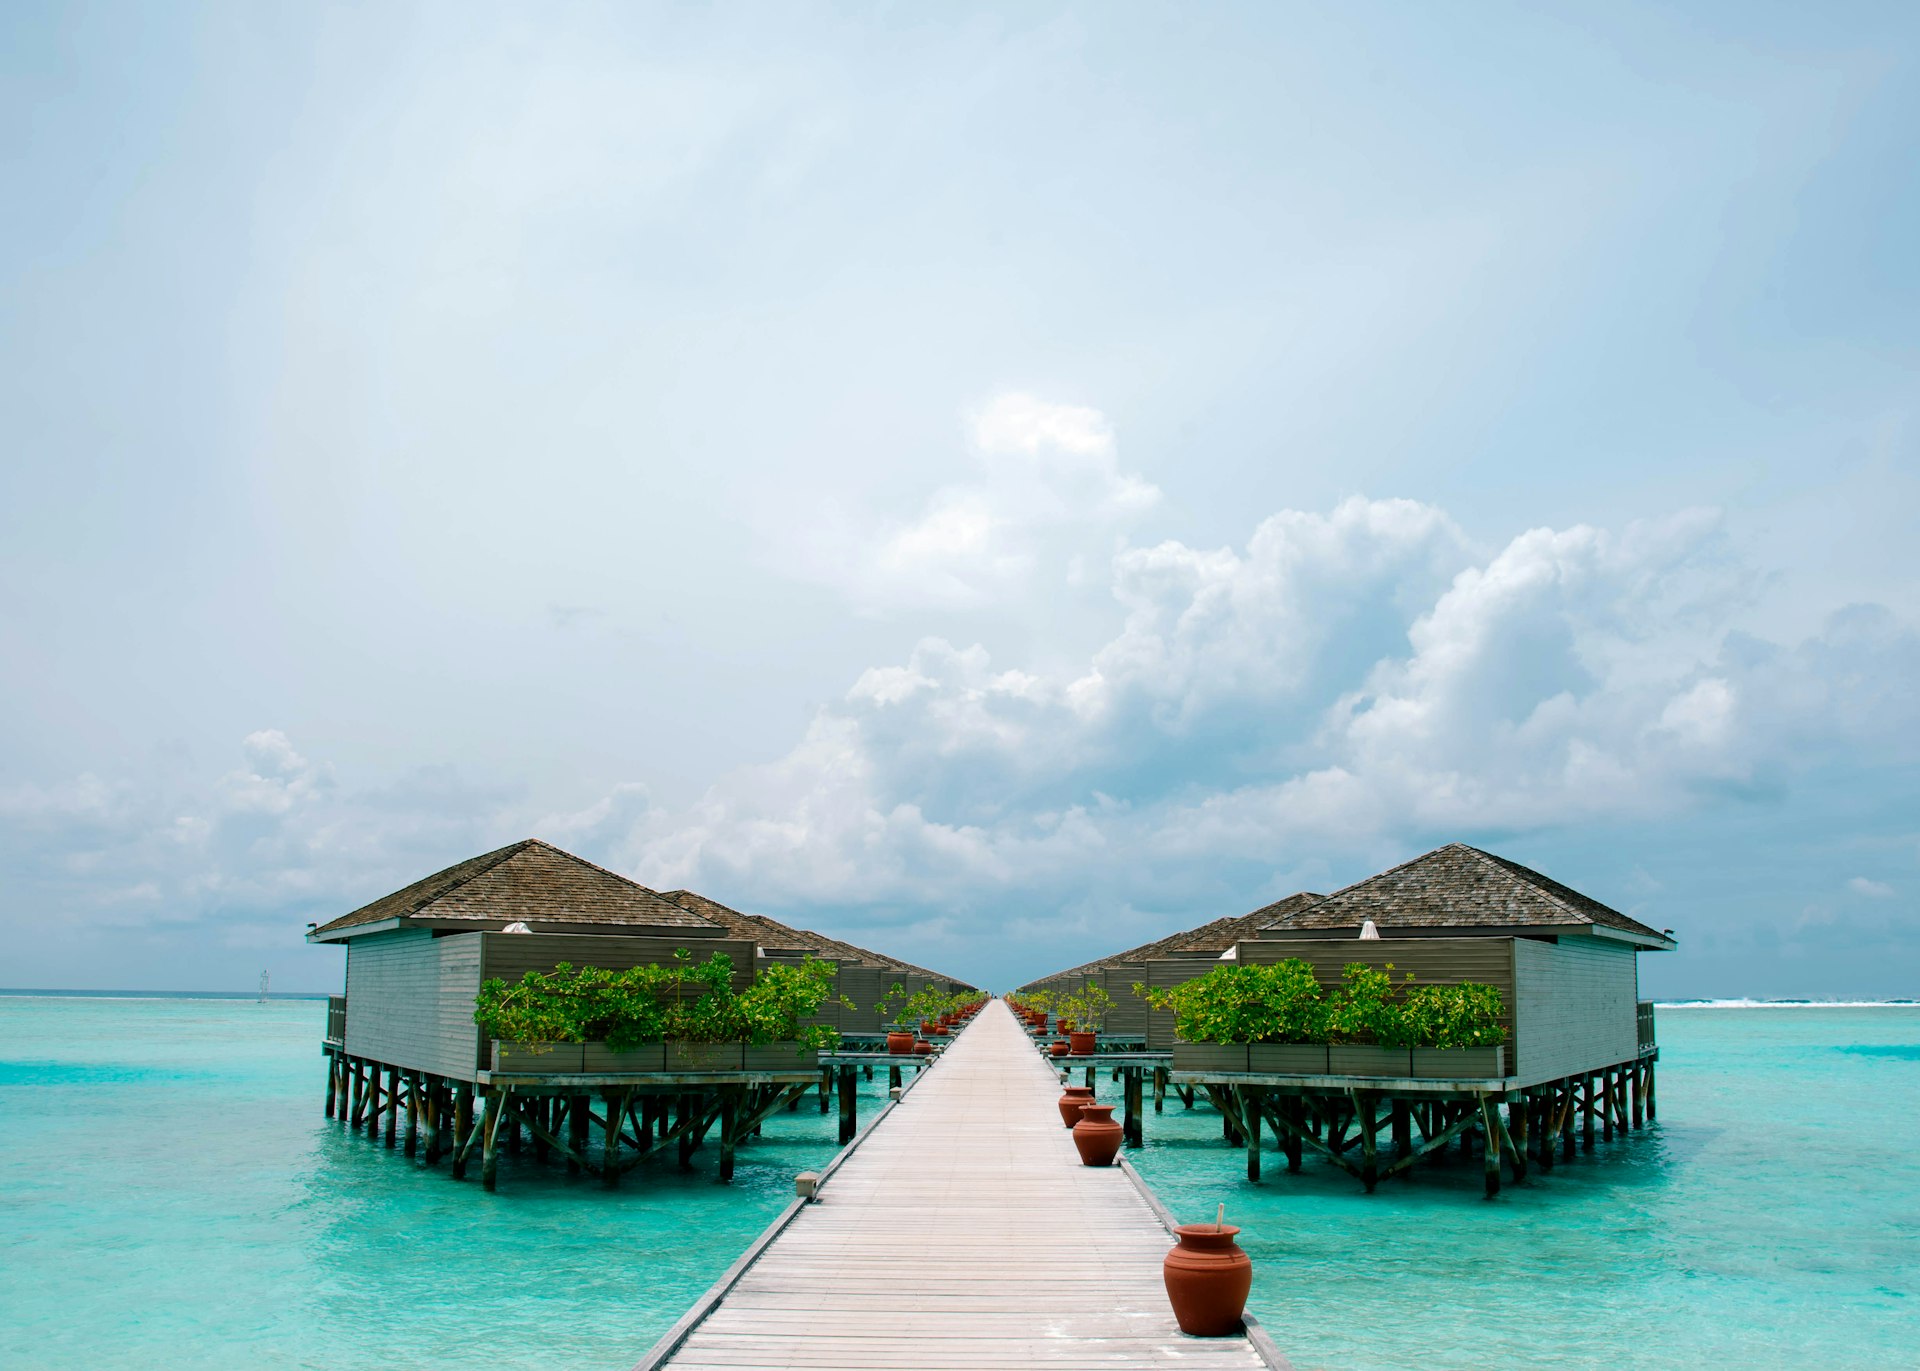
[309,840,725,939]
[1022,893,1327,986]
[1258,844,1673,946]
[661,890,969,986]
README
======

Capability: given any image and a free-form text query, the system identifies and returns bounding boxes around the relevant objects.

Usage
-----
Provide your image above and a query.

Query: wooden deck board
[655,1000,1270,1370]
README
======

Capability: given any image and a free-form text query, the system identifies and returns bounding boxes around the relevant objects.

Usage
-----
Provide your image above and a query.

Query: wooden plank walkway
[654,999,1272,1370]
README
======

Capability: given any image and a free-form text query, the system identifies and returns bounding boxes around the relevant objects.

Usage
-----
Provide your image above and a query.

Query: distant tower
[258,970,270,1003]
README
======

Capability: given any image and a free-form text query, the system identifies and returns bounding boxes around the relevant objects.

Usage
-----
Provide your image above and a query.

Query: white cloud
[1848,876,1895,899]
[804,392,1161,611]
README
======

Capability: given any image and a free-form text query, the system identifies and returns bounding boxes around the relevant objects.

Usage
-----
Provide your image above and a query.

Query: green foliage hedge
[473,951,848,1052]
[1135,959,1507,1049]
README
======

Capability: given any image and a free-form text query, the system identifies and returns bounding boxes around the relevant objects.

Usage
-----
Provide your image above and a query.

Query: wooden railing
[326,994,347,1044]
[1636,1000,1657,1054]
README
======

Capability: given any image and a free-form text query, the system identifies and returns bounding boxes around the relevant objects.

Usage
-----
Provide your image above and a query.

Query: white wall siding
[1511,936,1639,1086]
[343,929,484,1079]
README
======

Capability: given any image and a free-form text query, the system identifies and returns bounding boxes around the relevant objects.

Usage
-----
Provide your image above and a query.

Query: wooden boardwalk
[651,999,1275,1370]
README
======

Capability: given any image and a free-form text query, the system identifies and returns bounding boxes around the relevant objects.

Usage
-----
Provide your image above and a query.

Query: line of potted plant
[473,950,850,1072]
[1137,959,1508,1078]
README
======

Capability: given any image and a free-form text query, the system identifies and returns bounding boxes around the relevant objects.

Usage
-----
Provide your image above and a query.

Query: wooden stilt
[1631,1063,1644,1128]
[1536,1089,1555,1172]
[568,1094,588,1175]
[1123,1068,1144,1148]
[1358,1093,1379,1192]
[403,1072,419,1157]
[837,1067,858,1145]
[1479,1097,1502,1198]
[1245,1088,1261,1182]
[383,1067,399,1147]
[324,1053,338,1118]
[480,1088,504,1191]
[1508,1095,1529,1181]
[1283,1098,1302,1173]
[602,1089,624,1188]
[450,1085,473,1178]
[1582,1074,1595,1151]
[1153,1067,1166,1114]
[421,1076,441,1162]
[818,1067,832,1114]
[1645,1058,1657,1121]
[719,1089,739,1182]
[347,1059,364,1128]
[1391,1099,1411,1167]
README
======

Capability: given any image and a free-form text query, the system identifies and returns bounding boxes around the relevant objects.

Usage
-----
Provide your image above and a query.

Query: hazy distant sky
[3,1,1916,995]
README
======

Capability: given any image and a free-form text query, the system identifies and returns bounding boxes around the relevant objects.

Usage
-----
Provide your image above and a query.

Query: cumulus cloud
[617,497,1920,938]
[805,392,1160,611]
[1848,876,1895,899]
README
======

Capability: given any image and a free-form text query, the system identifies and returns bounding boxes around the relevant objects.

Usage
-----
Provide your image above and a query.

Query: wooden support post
[404,1072,419,1157]
[1280,1098,1302,1172]
[324,1053,338,1118]
[383,1067,399,1147]
[1645,1059,1657,1121]
[1536,1090,1555,1173]
[1508,1095,1529,1181]
[1479,1097,1502,1199]
[719,1090,739,1183]
[531,1097,550,1163]
[679,1094,699,1168]
[1123,1068,1144,1148]
[1391,1100,1411,1166]
[1631,1063,1644,1128]
[1245,1088,1262,1182]
[1582,1075,1595,1151]
[1358,1093,1379,1193]
[480,1088,504,1192]
[347,1059,364,1128]
[451,1085,474,1179]
[420,1076,440,1162]
[1602,1069,1615,1142]
[818,1067,832,1114]
[602,1090,624,1188]
[1153,1067,1166,1114]
[568,1094,588,1175]
[837,1067,858,1145]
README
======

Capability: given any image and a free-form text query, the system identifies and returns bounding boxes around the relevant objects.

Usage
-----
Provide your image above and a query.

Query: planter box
[492,1040,585,1073]
[1328,1046,1412,1077]
[1249,1043,1330,1075]
[1171,1043,1250,1073]
[1410,1045,1505,1079]
[742,1042,820,1072]
[581,1042,667,1073]
[665,1040,745,1072]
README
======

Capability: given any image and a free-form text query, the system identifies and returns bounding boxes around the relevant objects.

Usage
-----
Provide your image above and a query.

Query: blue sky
[2,1,1916,996]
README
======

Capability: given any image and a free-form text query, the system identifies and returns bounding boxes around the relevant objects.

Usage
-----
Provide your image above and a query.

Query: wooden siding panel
[479,934,756,991]
[1140,955,1228,1049]
[1511,937,1639,1086]
[343,929,483,1079]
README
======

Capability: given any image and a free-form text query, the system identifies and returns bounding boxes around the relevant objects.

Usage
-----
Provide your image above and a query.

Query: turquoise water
[2,1001,1915,1369]
[0,996,893,1370]
[1130,1007,1920,1371]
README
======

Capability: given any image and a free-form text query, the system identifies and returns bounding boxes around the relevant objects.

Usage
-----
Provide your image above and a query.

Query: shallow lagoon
[2,998,1915,1369]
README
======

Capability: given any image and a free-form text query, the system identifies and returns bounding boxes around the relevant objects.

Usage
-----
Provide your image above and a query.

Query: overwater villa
[1017,843,1671,1196]
[309,838,974,1189]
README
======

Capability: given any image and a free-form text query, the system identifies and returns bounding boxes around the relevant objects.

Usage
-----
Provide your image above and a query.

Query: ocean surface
[1,997,1915,1370]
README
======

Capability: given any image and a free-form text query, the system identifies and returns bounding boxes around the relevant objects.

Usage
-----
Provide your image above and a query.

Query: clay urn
[886,1030,914,1056]
[1069,1030,1097,1056]
[1056,1084,1095,1128]
[913,1039,934,1056]
[1162,1224,1252,1337]
[1048,1040,1070,1058]
[1072,1103,1123,1167]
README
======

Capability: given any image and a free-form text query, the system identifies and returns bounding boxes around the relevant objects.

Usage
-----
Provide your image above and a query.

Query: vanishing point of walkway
[655,998,1272,1369]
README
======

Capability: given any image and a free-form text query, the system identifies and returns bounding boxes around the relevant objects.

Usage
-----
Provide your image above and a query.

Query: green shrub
[1136,958,1508,1048]
[473,951,848,1053]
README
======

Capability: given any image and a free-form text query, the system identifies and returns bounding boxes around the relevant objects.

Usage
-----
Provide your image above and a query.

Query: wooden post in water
[480,1089,503,1192]
[1123,1068,1144,1148]
[1153,1067,1166,1114]
[1244,1088,1261,1182]
[1359,1093,1379,1193]
[1644,1059,1657,1121]
[324,1053,337,1119]
[451,1086,474,1179]
[1282,1098,1302,1173]
[719,1090,738,1183]
[1631,1064,1644,1129]
[818,1067,832,1115]
[384,1067,400,1147]
[1392,1099,1411,1167]
[403,1072,419,1157]
[420,1076,441,1162]
[1582,1075,1595,1151]
[1479,1097,1501,1199]
[568,1094,588,1175]
[1601,1069,1614,1142]
[1508,1095,1528,1181]
[837,1067,858,1145]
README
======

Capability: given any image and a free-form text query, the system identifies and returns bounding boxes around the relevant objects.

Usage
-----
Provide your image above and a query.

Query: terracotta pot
[1069,1031,1097,1056]
[1056,1084,1095,1128]
[1162,1224,1252,1337]
[913,1039,934,1056]
[920,1020,935,1035]
[1048,1040,1070,1058]
[1072,1103,1123,1166]
[886,1031,914,1056]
